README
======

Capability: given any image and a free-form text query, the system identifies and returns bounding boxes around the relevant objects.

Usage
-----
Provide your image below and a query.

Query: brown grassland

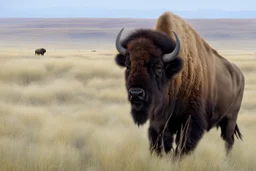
[0,18,255,171]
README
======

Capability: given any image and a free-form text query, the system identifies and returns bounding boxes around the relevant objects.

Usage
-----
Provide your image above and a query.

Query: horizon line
[1,17,256,20]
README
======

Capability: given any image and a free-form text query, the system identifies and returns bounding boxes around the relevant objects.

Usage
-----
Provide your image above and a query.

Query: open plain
[0,17,255,171]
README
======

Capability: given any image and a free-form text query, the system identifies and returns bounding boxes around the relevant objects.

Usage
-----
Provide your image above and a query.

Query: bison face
[115,28,183,126]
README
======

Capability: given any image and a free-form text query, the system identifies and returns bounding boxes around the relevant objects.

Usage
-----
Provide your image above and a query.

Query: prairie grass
[0,46,255,171]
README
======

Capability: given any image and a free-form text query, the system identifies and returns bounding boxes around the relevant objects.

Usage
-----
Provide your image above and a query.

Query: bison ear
[115,54,126,67]
[165,57,183,79]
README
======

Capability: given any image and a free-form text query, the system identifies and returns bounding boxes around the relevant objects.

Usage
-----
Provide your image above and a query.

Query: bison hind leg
[219,84,244,155]
[219,117,242,154]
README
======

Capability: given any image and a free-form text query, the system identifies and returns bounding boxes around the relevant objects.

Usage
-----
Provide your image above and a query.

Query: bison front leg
[175,114,206,157]
[148,126,162,156]
[148,126,174,156]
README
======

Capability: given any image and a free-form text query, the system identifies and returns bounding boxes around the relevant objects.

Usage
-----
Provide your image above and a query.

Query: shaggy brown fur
[155,12,217,100]
[114,11,245,158]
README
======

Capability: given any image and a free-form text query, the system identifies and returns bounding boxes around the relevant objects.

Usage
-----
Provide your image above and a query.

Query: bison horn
[115,28,127,55]
[162,31,181,63]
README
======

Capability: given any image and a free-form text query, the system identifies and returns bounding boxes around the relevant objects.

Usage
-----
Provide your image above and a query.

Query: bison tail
[234,124,243,141]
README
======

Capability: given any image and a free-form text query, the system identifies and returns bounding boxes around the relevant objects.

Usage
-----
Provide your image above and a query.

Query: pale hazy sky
[2,0,255,10]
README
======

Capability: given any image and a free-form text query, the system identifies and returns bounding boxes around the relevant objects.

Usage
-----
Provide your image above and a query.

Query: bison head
[115,28,183,126]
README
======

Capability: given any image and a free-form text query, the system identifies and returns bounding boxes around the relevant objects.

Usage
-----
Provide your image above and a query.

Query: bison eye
[155,65,163,75]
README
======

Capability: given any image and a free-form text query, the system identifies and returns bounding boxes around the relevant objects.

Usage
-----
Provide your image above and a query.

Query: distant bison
[35,48,46,56]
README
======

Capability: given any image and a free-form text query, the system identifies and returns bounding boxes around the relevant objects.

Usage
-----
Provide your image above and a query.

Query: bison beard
[114,11,244,158]
[131,103,149,125]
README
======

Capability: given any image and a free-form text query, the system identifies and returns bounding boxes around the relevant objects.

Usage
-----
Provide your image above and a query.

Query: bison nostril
[138,91,145,98]
[129,88,145,99]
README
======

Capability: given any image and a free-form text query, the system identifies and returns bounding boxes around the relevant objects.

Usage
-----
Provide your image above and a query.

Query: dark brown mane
[121,29,176,54]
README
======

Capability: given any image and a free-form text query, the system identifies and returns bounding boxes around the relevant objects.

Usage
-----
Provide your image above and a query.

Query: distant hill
[1,18,256,40]
[0,18,255,50]
[1,8,256,19]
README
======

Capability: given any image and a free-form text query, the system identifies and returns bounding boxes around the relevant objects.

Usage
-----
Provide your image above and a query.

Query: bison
[35,48,46,56]
[114,12,245,157]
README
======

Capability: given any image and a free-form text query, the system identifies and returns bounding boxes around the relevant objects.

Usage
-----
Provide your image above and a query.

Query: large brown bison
[114,12,245,157]
[35,48,46,56]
